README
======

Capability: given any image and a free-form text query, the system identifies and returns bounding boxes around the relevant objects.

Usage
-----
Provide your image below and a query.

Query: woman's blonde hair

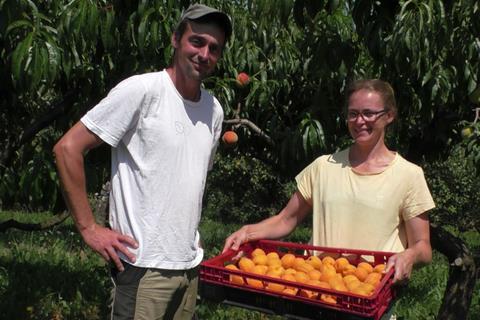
[345,79,397,118]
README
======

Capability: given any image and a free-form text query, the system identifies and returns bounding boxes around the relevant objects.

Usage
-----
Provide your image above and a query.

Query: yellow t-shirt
[295,148,435,253]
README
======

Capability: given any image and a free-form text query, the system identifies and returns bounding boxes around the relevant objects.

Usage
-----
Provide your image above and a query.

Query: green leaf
[138,7,156,53]
[100,10,115,50]
[11,32,34,86]
[5,19,33,35]
[30,44,46,89]
[45,41,60,80]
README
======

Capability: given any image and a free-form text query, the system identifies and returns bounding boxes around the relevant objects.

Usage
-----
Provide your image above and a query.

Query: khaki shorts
[110,261,198,320]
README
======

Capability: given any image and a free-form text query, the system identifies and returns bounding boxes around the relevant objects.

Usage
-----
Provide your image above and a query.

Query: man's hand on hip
[81,224,138,272]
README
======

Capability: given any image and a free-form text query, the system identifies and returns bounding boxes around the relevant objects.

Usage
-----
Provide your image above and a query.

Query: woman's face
[346,89,394,146]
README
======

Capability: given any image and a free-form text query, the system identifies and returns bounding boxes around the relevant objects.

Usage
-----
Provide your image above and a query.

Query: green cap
[178,4,232,40]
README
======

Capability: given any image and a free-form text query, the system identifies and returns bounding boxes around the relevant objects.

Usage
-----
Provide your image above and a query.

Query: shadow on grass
[0,256,111,319]
[0,223,111,319]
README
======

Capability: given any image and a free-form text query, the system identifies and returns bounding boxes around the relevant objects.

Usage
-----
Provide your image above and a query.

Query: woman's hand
[222,226,250,253]
[387,212,432,283]
[386,249,415,283]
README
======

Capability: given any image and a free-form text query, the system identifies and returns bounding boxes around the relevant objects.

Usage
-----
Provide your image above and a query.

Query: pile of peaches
[224,248,387,304]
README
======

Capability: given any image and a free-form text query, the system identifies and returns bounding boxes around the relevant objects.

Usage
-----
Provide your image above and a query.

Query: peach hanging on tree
[222,130,238,145]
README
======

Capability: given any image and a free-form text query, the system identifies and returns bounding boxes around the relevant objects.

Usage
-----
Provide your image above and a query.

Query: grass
[0,211,478,319]
[0,212,110,320]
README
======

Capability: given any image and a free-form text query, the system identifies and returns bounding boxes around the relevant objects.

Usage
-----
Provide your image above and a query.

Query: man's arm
[386,212,432,283]
[53,121,137,271]
[222,191,311,253]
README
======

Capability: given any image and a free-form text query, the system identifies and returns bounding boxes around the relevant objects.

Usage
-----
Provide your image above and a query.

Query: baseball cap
[178,4,232,40]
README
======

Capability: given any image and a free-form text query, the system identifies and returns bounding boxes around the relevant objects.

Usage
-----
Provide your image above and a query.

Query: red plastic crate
[200,240,396,320]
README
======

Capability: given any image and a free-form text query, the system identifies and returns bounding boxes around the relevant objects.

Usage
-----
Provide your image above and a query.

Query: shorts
[110,260,199,320]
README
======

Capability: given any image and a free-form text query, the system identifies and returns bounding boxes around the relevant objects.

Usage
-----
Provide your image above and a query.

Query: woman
[222,79,435,283]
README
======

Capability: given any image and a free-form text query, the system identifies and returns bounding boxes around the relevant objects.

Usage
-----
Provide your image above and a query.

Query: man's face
[172,21,225,81]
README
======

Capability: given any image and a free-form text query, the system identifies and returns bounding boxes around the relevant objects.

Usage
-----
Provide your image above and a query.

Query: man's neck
[166,67,201,101]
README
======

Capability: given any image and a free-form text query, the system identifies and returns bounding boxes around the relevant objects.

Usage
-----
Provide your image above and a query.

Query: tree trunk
[430,223,477,320]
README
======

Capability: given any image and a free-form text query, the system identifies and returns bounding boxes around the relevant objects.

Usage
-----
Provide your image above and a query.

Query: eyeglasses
[346,109,388,122]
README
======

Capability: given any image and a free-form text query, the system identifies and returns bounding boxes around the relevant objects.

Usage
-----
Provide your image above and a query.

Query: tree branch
[430,222,477,320]
[0,211,70,233]
[223,118,275,146]
[0,91,76,169]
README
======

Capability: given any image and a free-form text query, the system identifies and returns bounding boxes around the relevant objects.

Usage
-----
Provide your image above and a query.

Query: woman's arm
[386,212,432,283]
[222,191,311,253]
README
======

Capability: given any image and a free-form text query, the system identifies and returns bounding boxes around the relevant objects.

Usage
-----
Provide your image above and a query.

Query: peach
[222,131,238,145]
[236,72,250,87]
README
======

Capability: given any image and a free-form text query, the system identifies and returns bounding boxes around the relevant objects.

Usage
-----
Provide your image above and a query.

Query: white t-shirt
[296,148,435,253]
[81,70,224,269]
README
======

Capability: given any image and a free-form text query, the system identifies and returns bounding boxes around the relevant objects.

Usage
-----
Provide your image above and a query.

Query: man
[53,4,232,319]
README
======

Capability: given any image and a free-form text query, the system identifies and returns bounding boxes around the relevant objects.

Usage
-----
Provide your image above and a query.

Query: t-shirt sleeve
[295,160,319,205]
[402,166,436,220]
[207,99,224,171]
[81,76,146,147]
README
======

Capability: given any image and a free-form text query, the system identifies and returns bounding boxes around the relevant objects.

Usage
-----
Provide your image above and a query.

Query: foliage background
[1,0,479,212]
[0,0,479,319]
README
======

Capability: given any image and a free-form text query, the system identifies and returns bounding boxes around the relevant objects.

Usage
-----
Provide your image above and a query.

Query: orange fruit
[307,279,322,287]
[252,255,268,266]
[281,273,297,290]
[343,274,360,284]
[320,294,337,304]
[306,255,323,270]
[225,264,244,285]
[352,282,375,296]
[283,288,298,295]
[320,264,337,282]
[238,257,255,272]
[351,285,369,296]
[322,255,336,266]
[251,248,266,258]
[364,272,382,287]
[284,268,297,275]
[294,271,310,284]
[354,266,369,282]
[296,262,315,274]
[265,274,285,293]
[266,258,282,268]
[311,280,331,290]
[266,282,285,292]
[329,279,348,292]
[251,265,268,275]
[282,273,297,283]
[303,281,323,300]
[266,252,280,260]
[361,282,376,295]
[246,278,264,289]
[357,262,374,273]
[334,257,350,273]
[373,263,386,273]
[281,253,296,269]
[222,131,238,145]
[293,257,306,270]
[299,288,318,299]
[341,264,357,276]
[307,269,322,281]
[266,266,284,277]
[333,284,349,293]
[346,279,362,292]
